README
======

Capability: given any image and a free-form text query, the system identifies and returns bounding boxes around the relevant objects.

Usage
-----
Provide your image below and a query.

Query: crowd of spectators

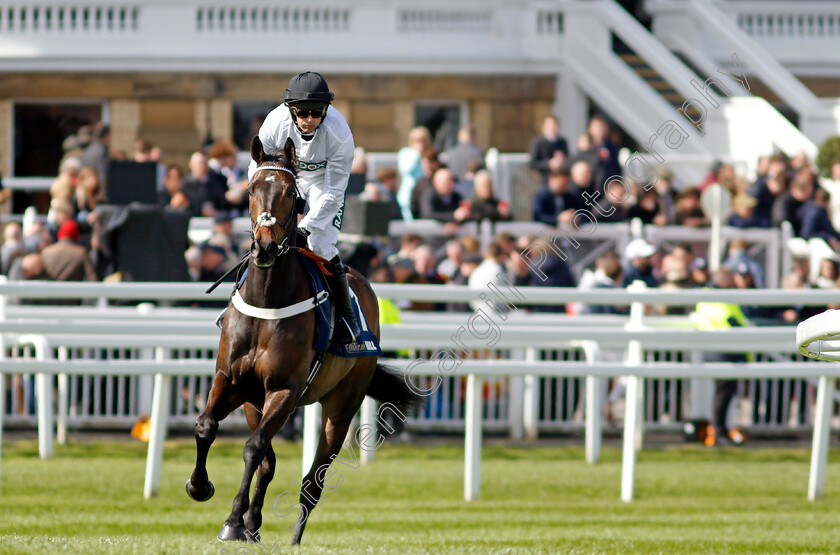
[1,122,254,289]
[352,114,840,259]
[0,113,838,329]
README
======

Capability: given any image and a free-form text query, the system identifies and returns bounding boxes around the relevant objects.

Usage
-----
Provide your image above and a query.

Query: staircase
[617,50,702,120]
[561,0,816,182]
[646,0,838,146]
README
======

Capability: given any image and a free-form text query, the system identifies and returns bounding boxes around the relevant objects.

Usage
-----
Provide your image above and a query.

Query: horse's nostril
[251,240,278,262]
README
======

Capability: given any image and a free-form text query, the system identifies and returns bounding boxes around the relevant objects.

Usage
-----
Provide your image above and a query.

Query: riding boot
[326,258,362,344]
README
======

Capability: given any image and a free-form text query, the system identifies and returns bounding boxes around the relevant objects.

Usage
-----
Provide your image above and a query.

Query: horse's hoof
[185,479,215,502]
[217,524,248,542]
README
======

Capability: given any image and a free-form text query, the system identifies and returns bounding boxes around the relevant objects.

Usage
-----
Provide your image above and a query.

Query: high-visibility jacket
[694,301,748,330]
[694,300,752,361]
[378,298,410,357]
[378,297,402,326]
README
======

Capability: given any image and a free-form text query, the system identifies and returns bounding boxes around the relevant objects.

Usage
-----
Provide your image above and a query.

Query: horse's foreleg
[243,404,277,541]
[186,371,244,502]
[242,442,275,541]
[219,388,296,542]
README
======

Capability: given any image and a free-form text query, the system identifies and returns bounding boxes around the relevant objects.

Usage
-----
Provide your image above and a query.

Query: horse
[185,135,421,545]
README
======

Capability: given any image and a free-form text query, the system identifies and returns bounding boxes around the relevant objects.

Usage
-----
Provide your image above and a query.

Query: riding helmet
[283,72,335,107]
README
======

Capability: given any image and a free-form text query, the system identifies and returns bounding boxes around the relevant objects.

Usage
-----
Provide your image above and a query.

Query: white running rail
[0,281,839,503]
[797,310,840,500]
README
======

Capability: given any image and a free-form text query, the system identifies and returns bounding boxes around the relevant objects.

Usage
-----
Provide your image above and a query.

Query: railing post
[302,403,321,476]
[484,148,503,201]
[707,184,725,274]
[809,376,835,501]
[507,373,524,440]
[29,336,54,459]
[136,303,156,418]
[689,351,714,421]
[629,217,644,239]
[583,341,603,464]
[0,277,5,490]
[628,283,646,451]
[137,364,154,417]
[360,396,377,465]
[56,347,69,445]
[621,281,646,502]
[465,373,483,501]
[780,221,793,280]
[0,358,4,494]
[621,375,640,503]
[0,276,7,321]
[479,219,493,254]
[766,224,780,289]
[523,348,539,440]
[144,347,172,499]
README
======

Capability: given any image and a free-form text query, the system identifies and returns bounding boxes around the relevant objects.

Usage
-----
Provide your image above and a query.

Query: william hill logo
[344,341,377,353]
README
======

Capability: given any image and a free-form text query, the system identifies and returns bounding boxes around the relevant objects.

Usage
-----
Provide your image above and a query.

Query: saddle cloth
[299,255,382,358]
[236,253,381,358]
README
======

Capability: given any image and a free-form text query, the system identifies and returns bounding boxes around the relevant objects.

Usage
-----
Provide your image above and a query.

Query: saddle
[230,249,381,358]
[298,251,381,358]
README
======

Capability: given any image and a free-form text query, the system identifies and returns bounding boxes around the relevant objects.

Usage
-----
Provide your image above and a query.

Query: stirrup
[215,307,227,329]
[333,315,360,344]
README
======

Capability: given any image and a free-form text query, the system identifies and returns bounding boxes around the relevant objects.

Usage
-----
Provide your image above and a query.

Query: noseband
[251,163,299,258]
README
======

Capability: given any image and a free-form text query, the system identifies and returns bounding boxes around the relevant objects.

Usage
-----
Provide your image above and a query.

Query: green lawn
[0,438,839,554]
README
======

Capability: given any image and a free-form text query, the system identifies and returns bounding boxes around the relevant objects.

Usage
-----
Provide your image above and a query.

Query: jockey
[248,71,361,344]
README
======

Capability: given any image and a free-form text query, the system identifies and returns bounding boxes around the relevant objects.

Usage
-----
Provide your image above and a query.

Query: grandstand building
[0,0,839,190]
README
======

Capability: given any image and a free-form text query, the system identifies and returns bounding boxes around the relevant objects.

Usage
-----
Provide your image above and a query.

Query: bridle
[204,157,302,294]
[250,161,300,258]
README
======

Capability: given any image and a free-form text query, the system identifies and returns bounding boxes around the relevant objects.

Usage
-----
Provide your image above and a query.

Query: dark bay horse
[185,135,420,545]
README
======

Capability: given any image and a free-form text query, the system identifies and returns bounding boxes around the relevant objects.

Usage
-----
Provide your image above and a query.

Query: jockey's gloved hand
[296,227,311,248]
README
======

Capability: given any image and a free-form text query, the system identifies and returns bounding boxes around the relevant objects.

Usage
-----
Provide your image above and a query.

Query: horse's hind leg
[186,371,244,502]
[243,403,277,542]
[290,367,373,545]
[219,388,296,542]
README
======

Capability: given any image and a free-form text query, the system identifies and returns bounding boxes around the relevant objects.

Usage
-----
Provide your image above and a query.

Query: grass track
[0,439,840,553]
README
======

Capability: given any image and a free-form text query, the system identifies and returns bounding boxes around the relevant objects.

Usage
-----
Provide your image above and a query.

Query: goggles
[290,106,327,119]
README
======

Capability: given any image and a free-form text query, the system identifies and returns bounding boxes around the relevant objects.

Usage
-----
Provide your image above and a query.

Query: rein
[204,160,298,295]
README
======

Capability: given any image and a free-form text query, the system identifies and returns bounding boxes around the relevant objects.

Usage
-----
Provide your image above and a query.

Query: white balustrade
[0,3,139,33]
[0,0,564,73]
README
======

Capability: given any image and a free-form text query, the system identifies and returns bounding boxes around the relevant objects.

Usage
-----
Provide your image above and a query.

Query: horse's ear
[250,135,264,164]
[283,137,296,167]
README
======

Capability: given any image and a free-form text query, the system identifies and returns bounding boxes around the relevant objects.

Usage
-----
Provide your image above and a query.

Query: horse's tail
[366,363,425,415]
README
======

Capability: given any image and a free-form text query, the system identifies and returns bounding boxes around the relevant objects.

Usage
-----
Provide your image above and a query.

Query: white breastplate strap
[231,289,329,320]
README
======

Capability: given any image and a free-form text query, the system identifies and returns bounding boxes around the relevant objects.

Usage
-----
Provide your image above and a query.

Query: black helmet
[283,71,334,107]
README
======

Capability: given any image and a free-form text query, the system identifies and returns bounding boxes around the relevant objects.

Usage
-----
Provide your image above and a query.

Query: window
[415,101,467,153]
[12,102,104,177]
